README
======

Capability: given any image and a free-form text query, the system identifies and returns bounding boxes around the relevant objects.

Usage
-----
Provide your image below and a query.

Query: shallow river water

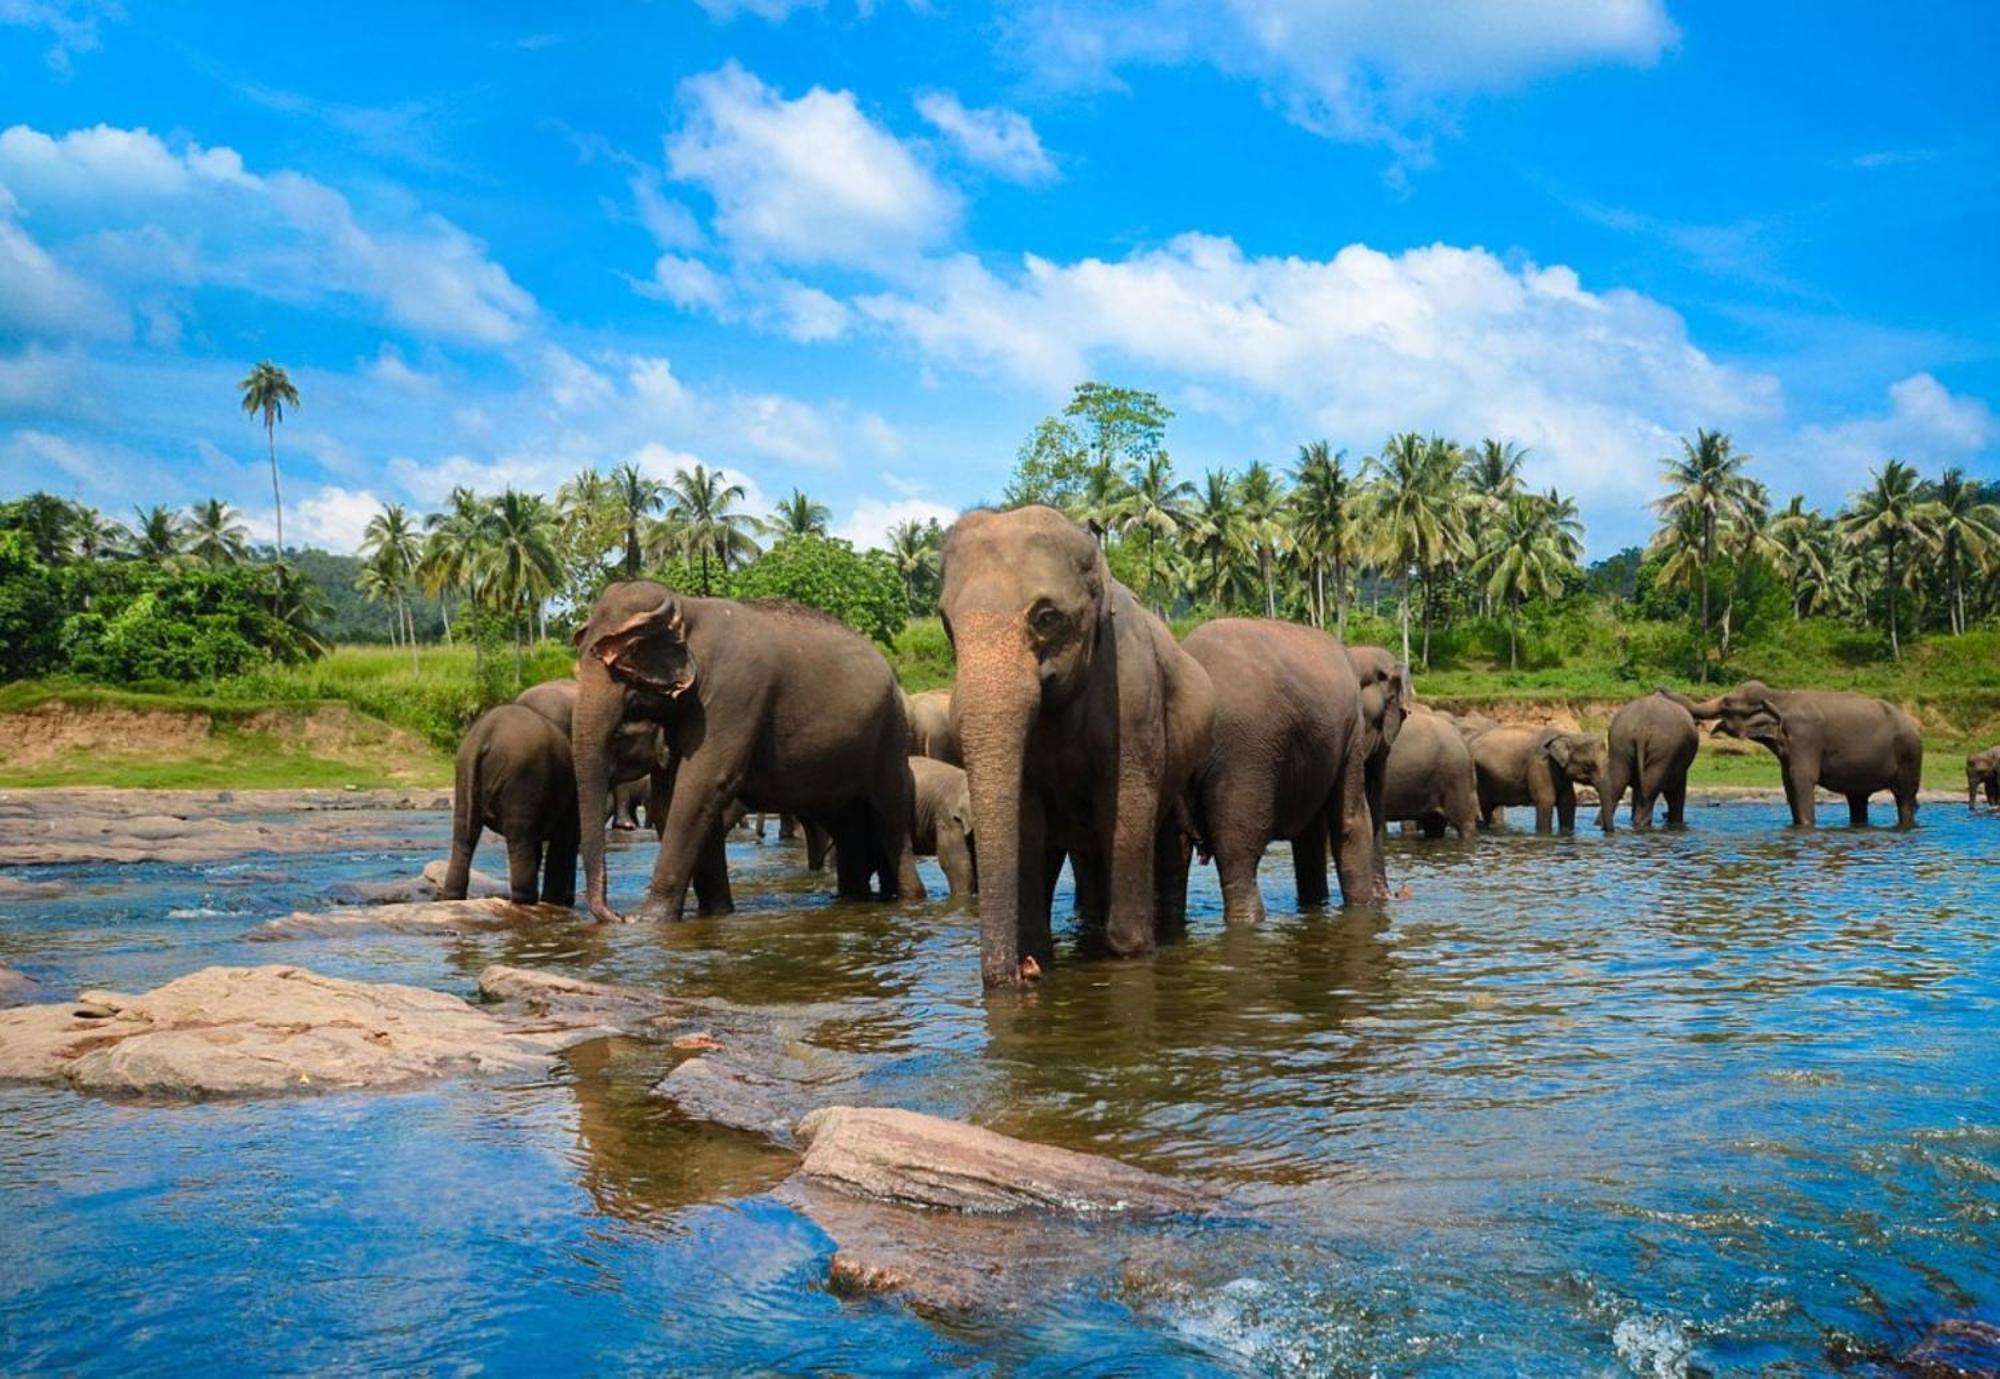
[1,802,1996,1375]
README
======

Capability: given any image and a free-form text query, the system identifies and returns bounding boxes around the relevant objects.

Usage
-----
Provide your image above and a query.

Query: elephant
[906,688,963,765]
[1381,708,1481,838]
[1662,681,1921,828]
[443,704,579,905]
[516,678,667,832]
[1437,709,1499,745]
[1344,645,1412,897]
[1969,747,2000,810]
[1177,619,1376,923]
[570,581,923,922]
[910,756,978,898]
[1599,691,1700,831]
[1469,725,1606,833]
[938,505,1214,986]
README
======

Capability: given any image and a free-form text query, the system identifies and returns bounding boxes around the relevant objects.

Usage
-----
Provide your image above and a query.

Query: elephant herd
[443,504,1991,989]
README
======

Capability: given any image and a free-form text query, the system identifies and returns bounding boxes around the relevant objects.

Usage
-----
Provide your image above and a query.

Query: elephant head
[1348,646,1412,760]
[571,581,698,921]
[1677,681,1788,751]
[938,506,1107,985]
[1545,730,1606,788]
[1969,748,2000,811]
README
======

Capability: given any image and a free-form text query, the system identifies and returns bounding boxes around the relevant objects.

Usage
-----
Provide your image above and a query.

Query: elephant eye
[1031,603,1065,636]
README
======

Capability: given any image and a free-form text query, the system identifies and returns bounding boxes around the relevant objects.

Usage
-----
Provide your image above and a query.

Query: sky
[2,0,1996,557]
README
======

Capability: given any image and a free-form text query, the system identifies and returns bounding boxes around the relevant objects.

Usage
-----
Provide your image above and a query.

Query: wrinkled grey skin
[1599,691,1700,831]
[910,756,978,898]
[1438,709,1500,745]
[1178,619,1376,923]
[1381,708,1481,838]
[571,581,923,922]
[444,704,579,904]
[1969,747,2000,811]
[516,678,667,832]
[906,688,963,766]
[1470,725,1606,833]
[1662,681,1922,828]
[1344,645,1411,898]
[939,506,1214,987]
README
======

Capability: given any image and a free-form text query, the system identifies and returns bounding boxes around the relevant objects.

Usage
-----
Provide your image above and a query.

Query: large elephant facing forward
[1664,681,1921,828]
[1967,747,2000,811]
[1599,691,1700,831]
[939,506,1214,986]
[571,581,923,921]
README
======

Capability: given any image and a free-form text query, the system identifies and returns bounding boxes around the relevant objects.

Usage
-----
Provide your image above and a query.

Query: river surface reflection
[1,802,1994,1374]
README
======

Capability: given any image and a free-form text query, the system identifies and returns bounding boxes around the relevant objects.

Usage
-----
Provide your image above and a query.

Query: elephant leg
[1103,777,1164,958]
[829,810,875,899]
[442,819,481,901]
[1663,780,1687,828]
[504,835,543,904]
[1632,790,1657,830]
[803,819,832,871]
[1846,792,1871,828]
[1532,790,1554,834]
[1152,821,1190,940]
[1215,833,1268,926]
[1331,759,1375,906]
[871,766,925,902]
[1784,769,1816,828]
[1364,752,1390,898]
[639,770,738,921]
[778,813,798,841]
[541,819,578,907]
[1292,808,1330,911]
[1485,806,1507,831]
[1896,786,1920,830]
[1597,757,1627,833]
[691,826,734,915]
[937,828,976,900]
[1070,843,1110,930]
[1420,815,1447,839]
[1019,828,1057,973]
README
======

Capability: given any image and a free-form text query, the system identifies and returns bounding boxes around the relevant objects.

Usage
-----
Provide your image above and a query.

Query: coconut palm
[1714,479,1780,659]
[664,463,760,596]
[885,517,943,614]
[184,499,250,567]
[1464,439,1528,614]
[606,463,665,577]
[131,505,184,565]
[1649,429,1757,678]
[762,487,832,539]
[1474,490,1581,670]
[360,502,424,670]
[1234,461,1289,618]
[1112,451,1193,614]
[262,562,330,662]
[1840,459,1943,659]
[478,489,562,683]
[1369,433,1468,667]
[1928,468,2000,635]
[1766,496,1838,620]
[1291,442,1365,636]
[420,487,489,646]
[1068,460,1132,547]
[75,508,129,561]
[238,361,299,557]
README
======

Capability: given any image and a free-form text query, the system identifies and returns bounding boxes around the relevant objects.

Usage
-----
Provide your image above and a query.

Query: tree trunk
[406,598,419,676]
[1420,567,1433,669]
[1509,594,1520,670]
[1887,537,1900,660]
[1334,554,1347,640]
[266,419,284,558]
[1399,573,1412,667]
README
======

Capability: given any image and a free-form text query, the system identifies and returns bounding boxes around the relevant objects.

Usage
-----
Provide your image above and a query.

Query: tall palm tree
[1474,490,1581,670]
[1369,433,1467,667]
[263,561,331,662]
[885,518,942,613]
[360,502,424,670]
[1068,460,1132,546]
[1464,439,1528,615]
[1235,461,1288,618]
[1112,451,1193,614]
[664,463,759,595]
[1183,469,1244,614]
[1767,496,1836,621]
[184,499,250,566]
[762,487,832,539]
[1650,429,1756,679]
[478,489,562,683]
[131,505,184,565]
[1840,459,1943,659]
[1929,468,2000,636]
[606,463,665,576]
[1291,442,1364,635]
[420,487,490,648]
[76,508,129,561]
[238,361,300,557]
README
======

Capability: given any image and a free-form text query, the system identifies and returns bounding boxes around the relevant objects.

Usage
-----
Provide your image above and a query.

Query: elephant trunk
[572,659,625,922]
[952,628,1040,987]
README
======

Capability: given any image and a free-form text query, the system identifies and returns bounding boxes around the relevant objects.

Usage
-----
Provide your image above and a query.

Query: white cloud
[0,343,90,412]
[365,344,438,392]
[690,0,824,20]
[665,63,957,270]
[0,198,125,338]
[833,496,958,550]
[1787,373,1997,498]
[642,254,850,342]
[0,0,119,72]
[915,91,1057,184]
[280,483,382,552]
[0,123,535,345]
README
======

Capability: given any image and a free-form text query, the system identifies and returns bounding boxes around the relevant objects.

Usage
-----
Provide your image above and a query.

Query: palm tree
[1464,440,1528,615]
[606,463,665,576]
[420,487,489,647]
[1650,429,1756,679]
[1767,496,1836,620]
[1235,461,1289,618]
[1184,469,1245,614]
[1112,451,1193,614]
[664,463,759,596]
[239,361,300,557]
[885,518,942,613]
[184,499,250,566]
[131,505,184,565]
[1291,442,1364,635]
[1474,490,1582,670]
[263,561,331,662]
[1928,468,2000,635]
[76,508,129,561]
[762,487,832,539]
[1840,459,1943,659]
[360,502,424,670]
[1369,433,1467,667]
[478,489,562,683]
[1068,460,1132,546]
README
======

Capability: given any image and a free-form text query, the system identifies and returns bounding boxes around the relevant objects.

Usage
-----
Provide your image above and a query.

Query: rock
[0,788,442,866]
[792,1105,1206,1216]
[0,964,619,1097]
[477,965,674,1029]
[0,964,39,1005]
[328,860,510,906]
[1898,1317,2000,1376]
[654,1044,866,1144]
[0,875,66,900]
[250,897,569,940]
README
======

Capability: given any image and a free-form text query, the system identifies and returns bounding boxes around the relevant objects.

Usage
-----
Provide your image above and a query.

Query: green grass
[0,728,432,790]
[1680,746,1968,793]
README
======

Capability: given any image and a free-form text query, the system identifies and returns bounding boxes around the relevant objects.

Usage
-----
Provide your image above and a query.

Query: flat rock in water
[329,860,510,906]
[0,965,40,1005]
[250,897,570,940]
[654,1044,867,1144]
[0,964,618,1097]
[0,876,66,901]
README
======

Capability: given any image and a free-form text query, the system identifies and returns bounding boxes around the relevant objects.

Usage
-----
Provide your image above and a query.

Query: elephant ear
[1747,696,1789,747]
[1544,733,1576,769]
[585,593,696,699]
[1392,661,1414,712]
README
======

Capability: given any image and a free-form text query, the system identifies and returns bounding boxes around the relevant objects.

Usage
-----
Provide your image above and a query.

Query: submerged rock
[250,897,572,940]
[0,790,425,866]
[0,964,622,1097]
[0,964,39,1005]
[328,860,510,906]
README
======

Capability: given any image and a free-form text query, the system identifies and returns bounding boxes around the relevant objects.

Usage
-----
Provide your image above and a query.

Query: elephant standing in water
[906,688,963,765]
[1176,619,1376,923]
[517,678,666,832]
[570,582,923,922]
[1382,708,1481,839]
[1470,726,1606,833]
[1663,682,1922,828]
[1344,645,1411,898]
[939,506,1214,986]
[910,757,978,898]
[444,704,579,905]
[1967,747,2000,810]
[1599,691,1700,831]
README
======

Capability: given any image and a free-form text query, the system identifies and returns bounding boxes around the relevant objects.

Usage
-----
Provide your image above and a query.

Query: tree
[884,517,945,613]
[1063,382,1173,476]
[185,499,250,567]
[420,487,488,648]
[76,508,130,562]
[1649,429,1756,679]
[662,463,760,596]
[1715,479,1779,659]
[1185,468,1244,614]
[1474,490,1582,669]
[1840,459,1942,659]
[1111,450,1193,614]
[239,360,300,556]
[1767,496,1839,620]
[478,489,562,683]
[1003,416,1088,509]
[1235,461,1288,618]
[1464,439,1528,614]
[359,501,423,670]
[1369,433,1467,667]
[1291,442,1363,635]
[262,561,331,663]
[763,487,832,539]
[607,463,664,577]
[1929,467,2000,635]
[131,505,185,565]
[730,534,908,645]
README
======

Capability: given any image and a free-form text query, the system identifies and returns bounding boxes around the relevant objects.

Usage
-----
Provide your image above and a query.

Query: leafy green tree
[1184,468,1245,614]
[1291,442,1364,635]
[1234,461,1289,618]
[1473,490,1583,669]
[885,517,945,613]
[1003,416,1088,509]
[479,489,563,682]
[131,505,185,565]
[1064,381,1173,475]
[421,487,488,648]
[1928,467,2000,635]
[239,360,300,555]
[1111,450,1192,613]
[0,492,84,562]
[729,534,908,645]
[359,501,424,668]
[1840,458,1943,659]
[607,463,664,577]
[1370,432,1468,667]
[0,530,65,678]
[1649,429,1757,678]
[186,499,250,566]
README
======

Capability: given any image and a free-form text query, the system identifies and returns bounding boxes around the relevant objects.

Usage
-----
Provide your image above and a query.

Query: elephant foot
[587,899,626,924]
[611,820,636,833]
[1019,955,1042,982]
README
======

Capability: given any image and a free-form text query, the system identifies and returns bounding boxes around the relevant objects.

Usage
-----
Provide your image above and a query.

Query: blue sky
[2,0,1995,556]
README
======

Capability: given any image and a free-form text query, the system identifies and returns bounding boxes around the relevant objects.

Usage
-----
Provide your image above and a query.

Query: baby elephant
[910,757,977,898]
[443,704,580,905]
[1470,726,1605,833]
[1969,746,2000,811]
[1384,708,1481,838]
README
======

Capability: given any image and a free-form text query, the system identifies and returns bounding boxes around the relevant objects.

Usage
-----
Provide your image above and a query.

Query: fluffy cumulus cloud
[1785,373,1998,499]
[0,0,118,72]
[666,63,958,269]
[833,495,958,551]
[280,483,384,550]
[915,91,1057,184]
[0,123,535,344]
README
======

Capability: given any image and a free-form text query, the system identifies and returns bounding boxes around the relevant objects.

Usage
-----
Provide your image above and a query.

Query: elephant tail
[452,738,480,848]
